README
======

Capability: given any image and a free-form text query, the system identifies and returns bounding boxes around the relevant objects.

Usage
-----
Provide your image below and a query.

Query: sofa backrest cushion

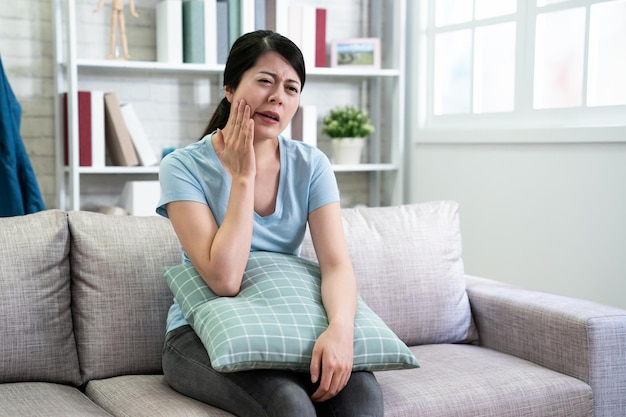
[68,211,181,382]
[0,210,82,385]
[301,201,476,345]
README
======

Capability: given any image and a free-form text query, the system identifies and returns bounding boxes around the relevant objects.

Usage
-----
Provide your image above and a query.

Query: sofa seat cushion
[0,382,112,417]
[86,375,234,417]
[0,210,81,385]
[68,211,182,382]
[301,201,475,345]
[376,344,593,417]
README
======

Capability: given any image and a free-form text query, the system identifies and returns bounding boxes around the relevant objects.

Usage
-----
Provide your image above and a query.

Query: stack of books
[156,0,328,68]
[63,91,159,168]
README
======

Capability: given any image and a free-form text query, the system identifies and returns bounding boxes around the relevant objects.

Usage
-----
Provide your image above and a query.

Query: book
[204,0,218,65]
[274,0,289,36]
[120,103,159,167]
[119,181,161,216]
[63,91,91,167]
[103,92,139,167]
[183,0,205,63]
[241,0,256,34]
[265,0,275,31]
[226,0,240,49]
[216,0,229,64]
[156,0,183,64]
[300,5,316,70]
[90,91,106,168]
[254,0,266,30]
[287,5,315,70]
[291,106,318,147]
[315,8,327,68]
[63,90,106,167]
[287,5,302,50]
[290,107,302,142]
[301,105,318,147]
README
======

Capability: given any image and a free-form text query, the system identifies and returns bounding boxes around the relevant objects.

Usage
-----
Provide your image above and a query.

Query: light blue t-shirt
[157,133,339,333]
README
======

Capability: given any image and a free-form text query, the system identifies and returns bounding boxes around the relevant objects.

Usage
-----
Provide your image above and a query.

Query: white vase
[331,137,366,165]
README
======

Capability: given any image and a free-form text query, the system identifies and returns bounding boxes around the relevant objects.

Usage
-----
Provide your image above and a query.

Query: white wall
[405,1,626,310]
[409,142,626,309]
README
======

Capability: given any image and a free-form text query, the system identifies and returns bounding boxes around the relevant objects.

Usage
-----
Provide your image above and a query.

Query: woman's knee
[162,327,266,417]
[265,383,316,417]
[327,371,384,417]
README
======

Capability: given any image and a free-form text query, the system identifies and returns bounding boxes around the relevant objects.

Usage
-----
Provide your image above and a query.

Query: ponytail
[199,97,231,140]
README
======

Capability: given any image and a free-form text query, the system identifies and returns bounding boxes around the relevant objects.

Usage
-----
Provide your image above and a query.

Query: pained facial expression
[225,51,301,140]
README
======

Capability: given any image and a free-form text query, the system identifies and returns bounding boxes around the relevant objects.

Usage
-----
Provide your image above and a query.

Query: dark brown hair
[199,30,306,139]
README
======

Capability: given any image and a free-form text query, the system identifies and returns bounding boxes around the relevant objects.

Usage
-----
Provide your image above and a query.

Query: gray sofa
[1,201,625,417]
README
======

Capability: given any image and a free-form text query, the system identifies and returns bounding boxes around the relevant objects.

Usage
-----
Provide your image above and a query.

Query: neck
[254,136,280,165]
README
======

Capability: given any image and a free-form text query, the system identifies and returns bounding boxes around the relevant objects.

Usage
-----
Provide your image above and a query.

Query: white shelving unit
[52,0,406,211]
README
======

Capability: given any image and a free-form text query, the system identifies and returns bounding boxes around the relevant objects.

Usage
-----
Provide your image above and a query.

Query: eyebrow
[258,70,301,86]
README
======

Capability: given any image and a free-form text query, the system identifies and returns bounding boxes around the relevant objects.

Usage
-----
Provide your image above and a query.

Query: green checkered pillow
[163,251,419,373]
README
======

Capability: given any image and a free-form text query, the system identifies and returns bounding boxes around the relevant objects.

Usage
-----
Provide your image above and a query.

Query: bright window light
[533,8,586,109]
[475,0,516,20]
[424,0,626,129]
[587,0,626,106]
[434,30,472,115]
[474,22,516,113]
[537,0,571,6]
[435,0,473,27]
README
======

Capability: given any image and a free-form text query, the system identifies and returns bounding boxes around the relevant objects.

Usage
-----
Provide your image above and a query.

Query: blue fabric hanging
[0,55,46,217]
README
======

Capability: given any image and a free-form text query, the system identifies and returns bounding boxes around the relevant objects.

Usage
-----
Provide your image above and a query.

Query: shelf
[331,163,398,172]
[75,59,224,74]
[66,166,160,175]
[54,0,407,210]
[64,164,397,175]
[72,59,400,78]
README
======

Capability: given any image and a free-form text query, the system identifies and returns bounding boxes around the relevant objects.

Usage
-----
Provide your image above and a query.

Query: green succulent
[322,106,375,138]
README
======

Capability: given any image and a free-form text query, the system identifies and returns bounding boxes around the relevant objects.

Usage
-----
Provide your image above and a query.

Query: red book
[315,8,327,68]
[63,91,92,167]
[265,0,276,31]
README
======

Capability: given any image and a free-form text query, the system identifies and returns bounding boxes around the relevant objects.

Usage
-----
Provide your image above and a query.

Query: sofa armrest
[465,275,626,417]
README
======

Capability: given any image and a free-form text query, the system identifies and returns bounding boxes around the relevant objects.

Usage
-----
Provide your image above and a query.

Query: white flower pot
[331,137,366,165]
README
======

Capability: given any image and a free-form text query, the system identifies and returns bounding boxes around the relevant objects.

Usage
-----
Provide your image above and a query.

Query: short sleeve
[308,149,340,213]
[156,153,207,218]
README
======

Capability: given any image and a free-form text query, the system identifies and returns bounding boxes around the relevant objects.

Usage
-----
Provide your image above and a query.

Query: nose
[268,87,283,104]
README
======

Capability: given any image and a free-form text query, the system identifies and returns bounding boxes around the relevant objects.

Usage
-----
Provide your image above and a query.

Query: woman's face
[225,51,301,140]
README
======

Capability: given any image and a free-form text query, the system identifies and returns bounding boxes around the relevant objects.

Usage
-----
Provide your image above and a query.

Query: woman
[157,30,384,417]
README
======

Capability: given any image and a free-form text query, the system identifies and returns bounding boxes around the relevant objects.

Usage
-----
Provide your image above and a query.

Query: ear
[224,86,234,103]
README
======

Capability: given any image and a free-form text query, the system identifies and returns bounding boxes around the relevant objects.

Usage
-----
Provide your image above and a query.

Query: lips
[257,111,280,122]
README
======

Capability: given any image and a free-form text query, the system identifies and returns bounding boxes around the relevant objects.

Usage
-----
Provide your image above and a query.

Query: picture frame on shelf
[330,38,381,69]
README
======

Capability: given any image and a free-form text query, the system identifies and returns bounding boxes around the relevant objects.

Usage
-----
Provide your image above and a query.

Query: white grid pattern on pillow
[164,251,419,373]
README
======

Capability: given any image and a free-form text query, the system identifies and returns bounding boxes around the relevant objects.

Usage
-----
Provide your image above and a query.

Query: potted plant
[322,105,375,164]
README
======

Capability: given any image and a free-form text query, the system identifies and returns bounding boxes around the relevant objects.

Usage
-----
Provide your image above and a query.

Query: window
[587,0,626,106]
[420,0,626,132]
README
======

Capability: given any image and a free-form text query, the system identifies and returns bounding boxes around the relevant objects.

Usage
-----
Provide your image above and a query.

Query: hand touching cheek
[214,99,256,180]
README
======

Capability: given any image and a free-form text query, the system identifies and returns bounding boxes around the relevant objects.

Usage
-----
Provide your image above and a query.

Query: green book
[183,0,205,63]
[227,0,240,49]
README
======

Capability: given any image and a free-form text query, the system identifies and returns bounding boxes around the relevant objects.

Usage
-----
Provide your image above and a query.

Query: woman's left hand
[309,321,354,402]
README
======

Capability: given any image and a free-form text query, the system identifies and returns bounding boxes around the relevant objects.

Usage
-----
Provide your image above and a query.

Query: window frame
[414,0,626,142]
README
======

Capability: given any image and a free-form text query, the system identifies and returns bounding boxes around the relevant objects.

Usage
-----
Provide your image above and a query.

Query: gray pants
[163,325,384,417]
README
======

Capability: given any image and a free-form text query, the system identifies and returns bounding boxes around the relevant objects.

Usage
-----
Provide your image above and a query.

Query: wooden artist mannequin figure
[94,0,139,59]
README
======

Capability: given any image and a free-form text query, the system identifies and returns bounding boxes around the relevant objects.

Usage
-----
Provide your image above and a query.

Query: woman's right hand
[214,99,256,180]
[168,100,256,296]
